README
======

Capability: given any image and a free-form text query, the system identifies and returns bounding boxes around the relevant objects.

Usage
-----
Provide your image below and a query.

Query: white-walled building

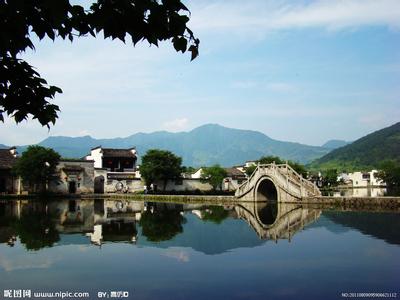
[48,159,95,194]
[347,170,385,188]
[85,146,142,194]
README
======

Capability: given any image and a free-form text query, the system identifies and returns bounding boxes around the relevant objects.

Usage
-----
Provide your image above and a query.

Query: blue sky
[1,0,399,146]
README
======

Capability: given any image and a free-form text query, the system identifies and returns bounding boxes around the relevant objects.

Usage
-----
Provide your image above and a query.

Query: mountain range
[310,121,400,171]
[4,122,398,168]
[3,124,333,167]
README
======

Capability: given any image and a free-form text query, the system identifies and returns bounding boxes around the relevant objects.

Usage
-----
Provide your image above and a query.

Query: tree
[376,160,400,188]
[13,145,61,192]
[257,155,308,177]
[1,0,199,127]
[322,169,339,188]
[140,149,182,191]
[244,164,257,177]
[200,164,227,190]
[258,156,283,165]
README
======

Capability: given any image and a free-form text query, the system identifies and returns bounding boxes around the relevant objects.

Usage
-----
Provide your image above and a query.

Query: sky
[1,0,400,146]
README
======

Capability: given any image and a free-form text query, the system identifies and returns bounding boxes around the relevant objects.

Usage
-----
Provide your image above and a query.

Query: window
[362,173,370,179]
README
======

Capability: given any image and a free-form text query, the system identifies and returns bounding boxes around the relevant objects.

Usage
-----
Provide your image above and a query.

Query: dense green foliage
[140,149,182,190]
[310,122,400,171]
[139,207,186,242]
[376,160,400,188]
[244,165,257,177]
[27,124,330,166]
[1,0,199,127]
[201,206,229,224]
[257,155,308,177]
[322,169,339,187]
[12,212,60,251]
[200,164,227,190]
[13,145,60,192]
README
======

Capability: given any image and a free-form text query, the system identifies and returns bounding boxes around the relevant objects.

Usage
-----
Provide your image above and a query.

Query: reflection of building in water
[87,199,143,245]
[48,199,95,233]
[1,198,321,249]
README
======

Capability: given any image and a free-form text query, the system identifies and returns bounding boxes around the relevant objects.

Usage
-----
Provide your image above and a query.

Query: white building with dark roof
[86,146,137,171]
[85,146,142,194]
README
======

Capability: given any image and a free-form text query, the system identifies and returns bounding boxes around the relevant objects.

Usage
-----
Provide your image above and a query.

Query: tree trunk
[163,179,167,192]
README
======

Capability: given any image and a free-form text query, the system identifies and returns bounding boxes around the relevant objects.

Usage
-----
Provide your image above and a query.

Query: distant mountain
[0,144,8,149]
[311,122,400,171]
[321,139,349,150]
[11,124,331,167]
[324,211,400,245]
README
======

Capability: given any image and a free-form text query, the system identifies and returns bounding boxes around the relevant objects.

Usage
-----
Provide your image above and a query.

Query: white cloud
[162,118,189,132]
[163,249,190,262]
[0,253,54,271]
[190,0,400,35]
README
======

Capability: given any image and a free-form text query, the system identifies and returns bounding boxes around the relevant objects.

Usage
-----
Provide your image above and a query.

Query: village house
[161,166,246,192]
[346,170,385,188]
[223,168,247,191]
[48,159,95,194]
[0,147,18,194]
[85,146,142,193]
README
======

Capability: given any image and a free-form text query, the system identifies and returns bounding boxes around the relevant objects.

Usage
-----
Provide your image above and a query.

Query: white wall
[86,148,103,168]
[156,178,213,192]
[49,161,94,194]
[348,170,385,187]
[191,168,203,179]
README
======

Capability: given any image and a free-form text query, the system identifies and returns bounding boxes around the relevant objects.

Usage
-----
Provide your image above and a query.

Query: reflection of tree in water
[202,206,229,224]
[102,221,137,242]
[139,206,186,242]
[12,212,59,251]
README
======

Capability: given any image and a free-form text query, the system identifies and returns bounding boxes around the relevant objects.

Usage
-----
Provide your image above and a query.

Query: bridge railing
[236,162,321,197]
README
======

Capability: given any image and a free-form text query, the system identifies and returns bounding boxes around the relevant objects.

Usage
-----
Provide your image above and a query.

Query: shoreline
[1,193,400,209]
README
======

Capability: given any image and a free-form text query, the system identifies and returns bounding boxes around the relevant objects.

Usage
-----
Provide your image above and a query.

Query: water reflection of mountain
[322,211,400,245]
[138,214,264,255]
[306,215,351,234]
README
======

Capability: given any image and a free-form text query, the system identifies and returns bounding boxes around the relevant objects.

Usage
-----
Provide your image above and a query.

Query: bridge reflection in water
[235,201,321,241]
[0,197,321,249]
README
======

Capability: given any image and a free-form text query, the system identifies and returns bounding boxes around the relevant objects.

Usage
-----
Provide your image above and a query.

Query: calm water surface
[0,199,399,300]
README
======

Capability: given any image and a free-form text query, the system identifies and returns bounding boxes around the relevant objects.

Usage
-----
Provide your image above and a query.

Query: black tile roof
[101,148,137,158]
[225,167,246,178]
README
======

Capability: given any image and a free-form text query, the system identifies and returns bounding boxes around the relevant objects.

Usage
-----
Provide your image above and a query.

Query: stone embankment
[298,196,400,211]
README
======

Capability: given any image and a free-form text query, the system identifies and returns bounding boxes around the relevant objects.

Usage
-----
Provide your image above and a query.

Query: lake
[0,198,399,300]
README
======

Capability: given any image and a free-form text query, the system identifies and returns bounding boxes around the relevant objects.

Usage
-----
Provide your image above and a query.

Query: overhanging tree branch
[0,0,199,127]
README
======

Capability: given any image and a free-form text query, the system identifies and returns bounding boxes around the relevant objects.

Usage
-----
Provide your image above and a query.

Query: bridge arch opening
[256,178,278,202]
[256,178,279,225]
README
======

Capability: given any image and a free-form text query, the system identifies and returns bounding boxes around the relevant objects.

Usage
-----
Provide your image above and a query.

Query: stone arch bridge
[235,163,321,202]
